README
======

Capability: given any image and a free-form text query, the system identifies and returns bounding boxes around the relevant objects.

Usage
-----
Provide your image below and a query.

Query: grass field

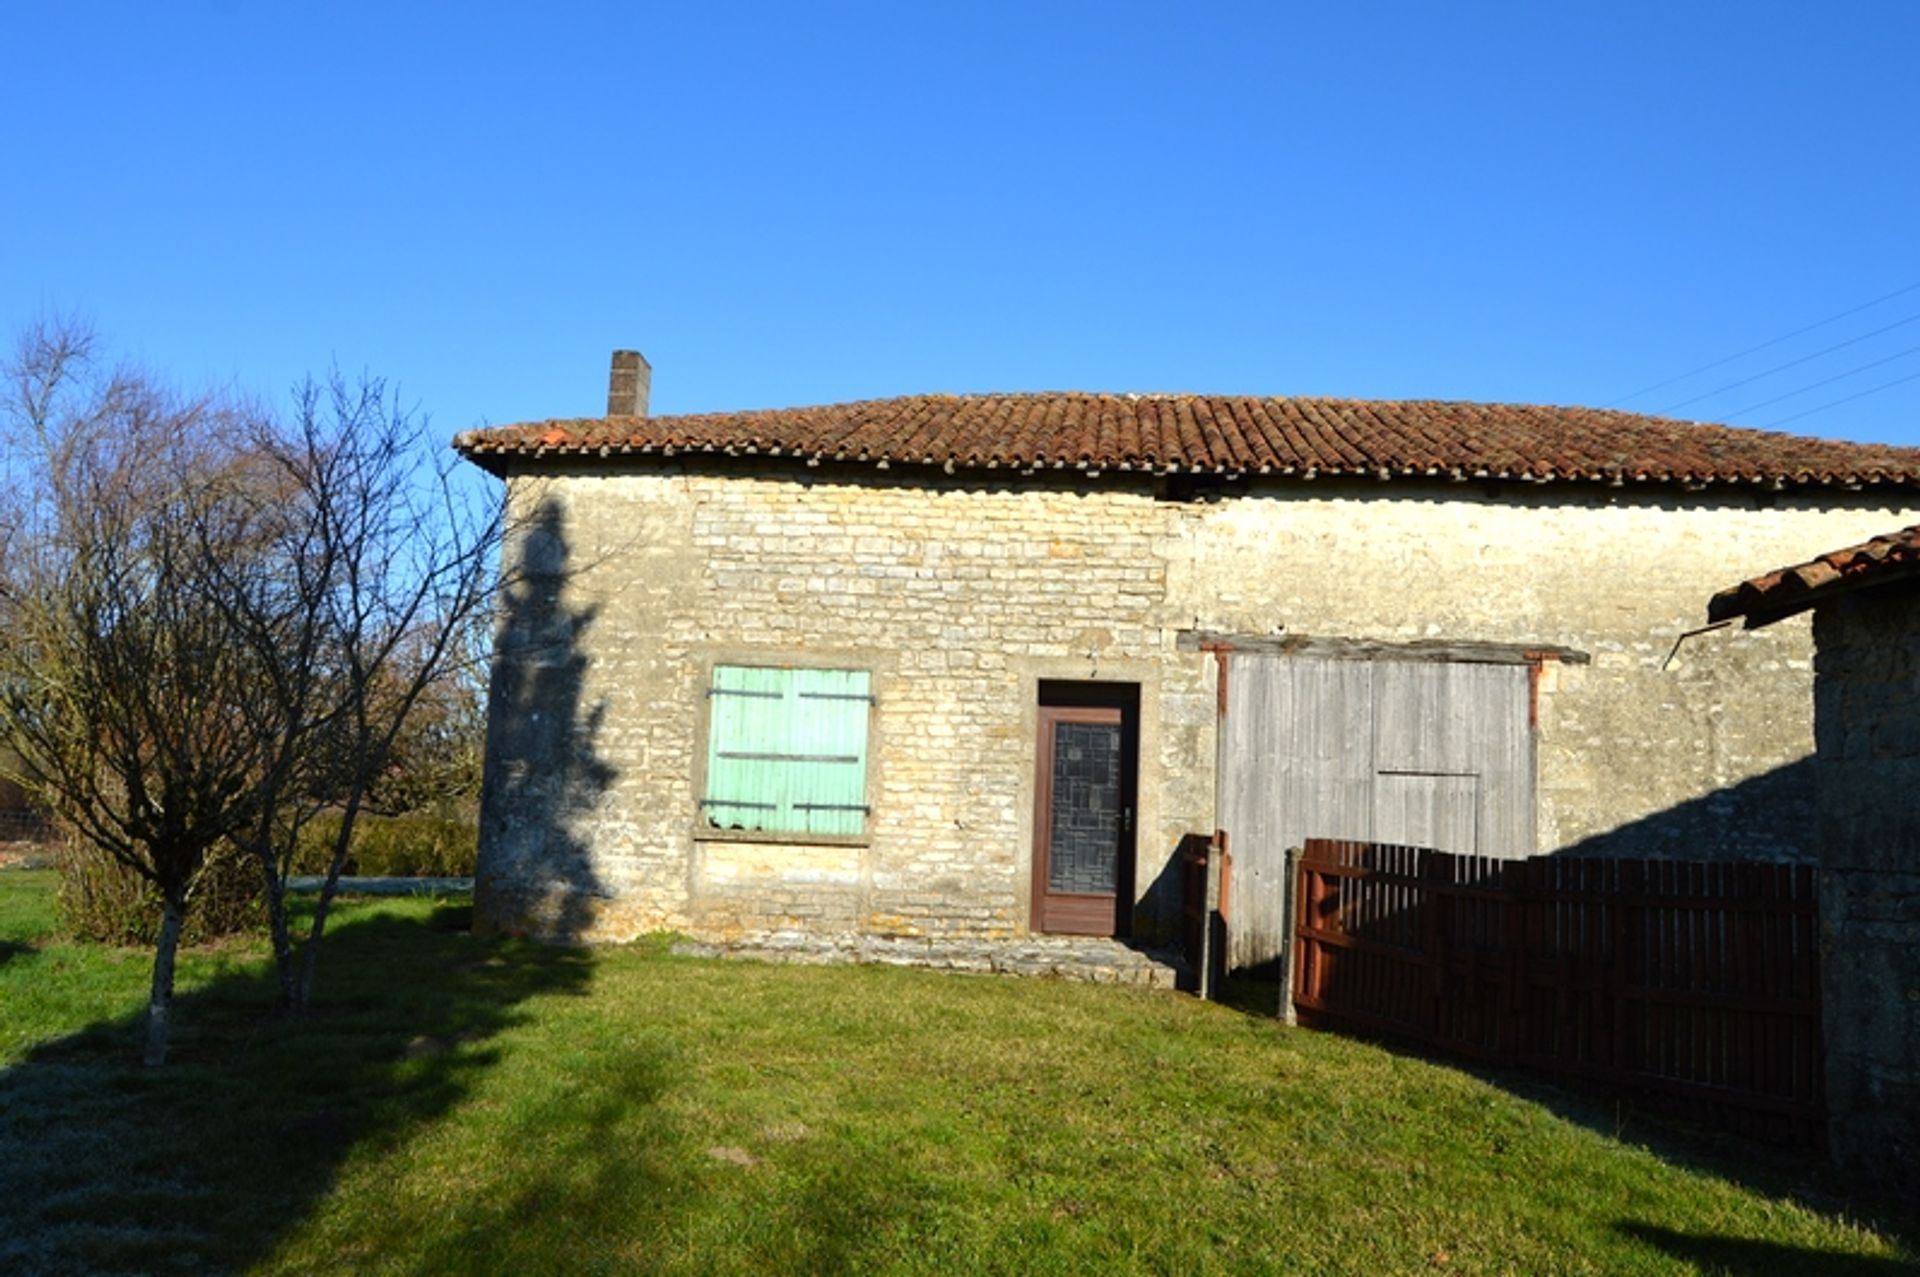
[1,868,1912,1275]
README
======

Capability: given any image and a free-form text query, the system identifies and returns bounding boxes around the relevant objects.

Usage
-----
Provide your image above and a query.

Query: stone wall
[473,459,1918,949]
[1812,584,1920,1186]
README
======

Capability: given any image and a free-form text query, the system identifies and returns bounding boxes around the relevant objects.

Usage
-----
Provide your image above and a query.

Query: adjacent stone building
[456,351,1920,973]
[1711,525,1920,1185]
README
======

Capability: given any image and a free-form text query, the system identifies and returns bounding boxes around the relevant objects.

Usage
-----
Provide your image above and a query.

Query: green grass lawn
[1,868,1912,1276]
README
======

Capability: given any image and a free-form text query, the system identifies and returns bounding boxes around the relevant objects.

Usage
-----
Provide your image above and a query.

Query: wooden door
[1217,655,1535,973]
[1373,771,1480,855]
[1031,699,1137,936]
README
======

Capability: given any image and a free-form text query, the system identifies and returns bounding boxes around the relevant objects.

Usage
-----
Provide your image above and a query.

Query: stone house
[1710,525,1920,1185]
[456,350,1920,972]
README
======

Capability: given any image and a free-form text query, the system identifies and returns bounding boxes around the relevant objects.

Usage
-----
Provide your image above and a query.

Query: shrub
[56,835,263,946]
[55,804,477,945]
[293,808,478,878]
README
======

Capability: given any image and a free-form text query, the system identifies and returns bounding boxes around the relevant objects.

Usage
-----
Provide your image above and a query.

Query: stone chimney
[607,349,651,417]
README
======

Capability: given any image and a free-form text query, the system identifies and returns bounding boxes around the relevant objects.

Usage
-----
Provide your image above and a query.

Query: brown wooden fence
[1292,838,1824,1147]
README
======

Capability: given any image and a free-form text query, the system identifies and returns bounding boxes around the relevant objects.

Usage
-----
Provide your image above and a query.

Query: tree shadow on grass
[326,1030,681,1275]
[0,901,599,1275]
[1617,1222,1917,1275]
[0,938,30,968]
[314,1048,931,1277]
[0,490,640,1273]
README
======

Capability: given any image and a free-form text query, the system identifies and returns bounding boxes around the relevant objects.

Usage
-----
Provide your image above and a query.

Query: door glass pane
[1048,721,1121,894]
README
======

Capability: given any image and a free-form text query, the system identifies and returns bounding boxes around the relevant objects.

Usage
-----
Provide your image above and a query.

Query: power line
[1753,366,1920,430]
[1724,341,1920,418]
[1605,279,1920,408]
[1655,308,1920,415]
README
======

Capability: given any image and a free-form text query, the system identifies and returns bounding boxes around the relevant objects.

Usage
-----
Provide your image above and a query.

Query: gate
[1292,838,1824,1147]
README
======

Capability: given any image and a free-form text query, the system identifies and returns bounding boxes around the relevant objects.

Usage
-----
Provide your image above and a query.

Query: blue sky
[5,3,1919,446]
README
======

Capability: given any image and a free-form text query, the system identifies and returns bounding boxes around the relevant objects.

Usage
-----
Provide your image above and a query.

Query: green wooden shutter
[703,666,870,836]
[704,665,788,831]
[788,668,870,836]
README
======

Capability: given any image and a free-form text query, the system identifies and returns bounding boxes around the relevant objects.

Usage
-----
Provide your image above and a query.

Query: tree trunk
[258,847,299,1011]
[248,782,301,1011]
[144,899,185,1067]
[293,788,365,1011]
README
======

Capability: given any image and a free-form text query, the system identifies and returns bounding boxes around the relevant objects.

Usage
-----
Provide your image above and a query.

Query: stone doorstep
[670,932,1192,991]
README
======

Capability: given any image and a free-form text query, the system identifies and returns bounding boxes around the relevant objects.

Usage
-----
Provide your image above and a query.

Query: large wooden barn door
[1217,654,1534,973]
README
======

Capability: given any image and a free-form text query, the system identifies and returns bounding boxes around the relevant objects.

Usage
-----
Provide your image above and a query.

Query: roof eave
[454,442,1920,497]
[1709,560,1920,628]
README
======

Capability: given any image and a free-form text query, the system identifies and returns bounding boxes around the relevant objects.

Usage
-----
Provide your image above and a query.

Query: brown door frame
[1030,682,1139,937]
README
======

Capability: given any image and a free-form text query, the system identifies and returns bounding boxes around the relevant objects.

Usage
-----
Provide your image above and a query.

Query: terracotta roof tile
[1709,525,1920,627]
[455,391,1920,491]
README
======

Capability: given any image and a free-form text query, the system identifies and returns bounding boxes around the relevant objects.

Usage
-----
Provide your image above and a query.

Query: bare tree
[0,322,510,1058]
[223,371,503,1011]
[0,320,279,1064]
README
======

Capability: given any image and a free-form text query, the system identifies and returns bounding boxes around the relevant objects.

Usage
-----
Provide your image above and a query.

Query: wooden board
[1218,654,1535,971]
